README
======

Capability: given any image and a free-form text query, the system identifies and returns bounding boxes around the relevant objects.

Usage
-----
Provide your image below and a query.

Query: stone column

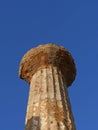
[19,44,76,130]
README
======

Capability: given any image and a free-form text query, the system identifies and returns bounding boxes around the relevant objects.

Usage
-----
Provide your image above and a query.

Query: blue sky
[0,0,98,130]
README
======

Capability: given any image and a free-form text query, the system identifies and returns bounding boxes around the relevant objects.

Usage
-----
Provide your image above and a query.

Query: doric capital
[19,43,76,86]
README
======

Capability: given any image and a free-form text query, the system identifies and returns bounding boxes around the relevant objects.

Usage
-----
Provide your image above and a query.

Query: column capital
[19,43,76,86]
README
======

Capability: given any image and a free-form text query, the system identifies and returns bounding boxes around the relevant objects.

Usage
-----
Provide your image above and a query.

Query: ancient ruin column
[19,43,76,130]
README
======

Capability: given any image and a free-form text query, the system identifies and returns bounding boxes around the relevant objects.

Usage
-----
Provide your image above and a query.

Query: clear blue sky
[0,0,97,130]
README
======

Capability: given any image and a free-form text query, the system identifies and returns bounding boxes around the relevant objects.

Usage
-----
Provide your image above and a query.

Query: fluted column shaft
[25,66,76,130]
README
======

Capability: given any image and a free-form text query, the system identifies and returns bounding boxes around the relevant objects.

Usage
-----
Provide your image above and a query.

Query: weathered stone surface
[19,43,76,130]
[19,43,76,87]
[25,67,76,130]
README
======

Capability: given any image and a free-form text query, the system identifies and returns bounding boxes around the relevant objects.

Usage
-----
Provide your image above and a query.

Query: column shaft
[25,66,76,130]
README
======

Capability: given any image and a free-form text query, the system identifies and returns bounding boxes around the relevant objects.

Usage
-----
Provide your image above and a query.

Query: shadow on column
[25,116,40,130]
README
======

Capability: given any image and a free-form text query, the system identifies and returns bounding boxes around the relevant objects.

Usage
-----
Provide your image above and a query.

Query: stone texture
[19,43,76,130]
[19,44,76,87]
[25,67,76,130]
